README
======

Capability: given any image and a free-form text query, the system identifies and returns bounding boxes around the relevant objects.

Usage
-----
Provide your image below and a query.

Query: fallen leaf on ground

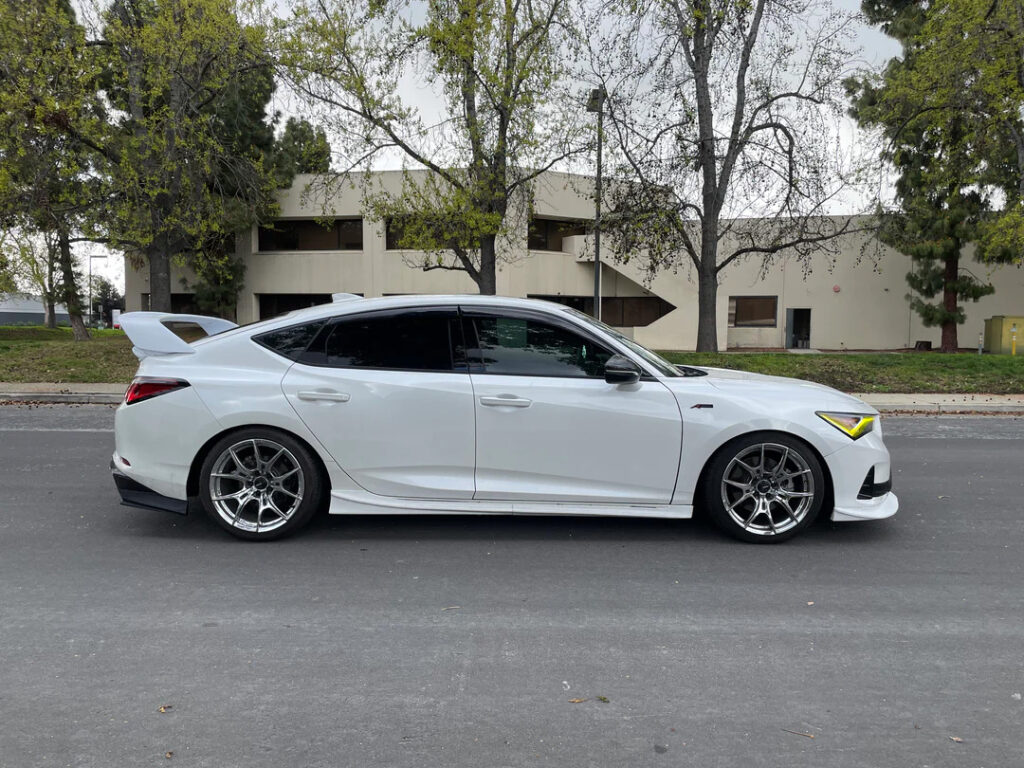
[441,606,461,611]
[158,705,172,713]
[781,729,814,739]
[164,752,174,759]
[596,696,610,703]
[949,736,963,743]
[568,698,587,704]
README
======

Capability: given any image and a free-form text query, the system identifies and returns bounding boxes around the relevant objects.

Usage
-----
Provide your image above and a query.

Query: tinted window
[258,219,363,251]
[254,320,325,360]
[729,296,777,327]
[468,315,613,377]
[313,310,461,371]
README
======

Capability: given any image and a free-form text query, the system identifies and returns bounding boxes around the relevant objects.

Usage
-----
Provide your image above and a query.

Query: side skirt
[327,489,693,519]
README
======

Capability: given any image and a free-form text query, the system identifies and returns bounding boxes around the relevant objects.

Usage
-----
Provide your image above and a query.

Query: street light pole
[587,87,607,322]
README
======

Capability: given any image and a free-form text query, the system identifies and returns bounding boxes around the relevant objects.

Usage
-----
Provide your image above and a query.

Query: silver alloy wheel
[720,442,815,537]
[208,438,305,534]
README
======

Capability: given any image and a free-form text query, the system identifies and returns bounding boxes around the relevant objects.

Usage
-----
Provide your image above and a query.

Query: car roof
[267,294,572,325]
[193,294,575,347]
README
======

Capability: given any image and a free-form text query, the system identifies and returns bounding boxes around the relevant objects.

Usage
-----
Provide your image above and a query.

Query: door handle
[297,390,351,403]
[479,395,532,408]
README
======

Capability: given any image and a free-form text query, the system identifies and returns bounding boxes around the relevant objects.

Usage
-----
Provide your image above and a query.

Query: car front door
[281,306,476,499]
[463,308,683,504]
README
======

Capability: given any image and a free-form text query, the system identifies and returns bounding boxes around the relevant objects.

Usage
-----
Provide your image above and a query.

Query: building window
[141,293,197,314]
[385,218,408,250]
[527,217,590,252]
[257,219,363,252]
[528,295,675,328]
[729,296,778,328]
[385,216,466,251]
[257,293,334,320]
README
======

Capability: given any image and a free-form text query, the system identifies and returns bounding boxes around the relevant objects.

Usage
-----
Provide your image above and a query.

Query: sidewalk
[2,382,1023,413]
[0,383,126,404]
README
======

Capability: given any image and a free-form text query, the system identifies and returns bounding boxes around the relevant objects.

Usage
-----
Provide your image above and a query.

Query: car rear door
[463,307,683,504]
[281,306,476,499]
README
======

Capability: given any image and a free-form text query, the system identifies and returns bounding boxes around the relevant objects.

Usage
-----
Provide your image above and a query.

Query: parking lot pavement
[1,406,1022,768]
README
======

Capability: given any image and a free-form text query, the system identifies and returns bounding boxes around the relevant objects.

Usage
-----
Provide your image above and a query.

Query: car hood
[691,367,877,414]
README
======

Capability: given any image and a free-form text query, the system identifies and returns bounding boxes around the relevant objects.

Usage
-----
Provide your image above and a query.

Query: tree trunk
[44,239,58,328]
[55,229,89,341]
[148,240,172,312]
[695,219,720,351]
[696,262,719,352]
[478,234,497,295]
[940,251,959,353]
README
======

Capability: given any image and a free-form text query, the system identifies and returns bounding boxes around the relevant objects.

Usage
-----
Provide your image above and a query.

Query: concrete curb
[872,405,1024,415]
[0,393,123,404]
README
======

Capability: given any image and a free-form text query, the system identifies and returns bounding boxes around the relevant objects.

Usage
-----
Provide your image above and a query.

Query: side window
[468,314,613,377]
[306,310,462,371]
[254,320,325,361]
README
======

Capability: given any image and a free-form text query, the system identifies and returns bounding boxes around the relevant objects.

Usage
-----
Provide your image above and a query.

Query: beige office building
[124,171,1024,351]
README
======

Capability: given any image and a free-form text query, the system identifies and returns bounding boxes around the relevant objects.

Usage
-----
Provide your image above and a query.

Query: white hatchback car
[112,294,897,542]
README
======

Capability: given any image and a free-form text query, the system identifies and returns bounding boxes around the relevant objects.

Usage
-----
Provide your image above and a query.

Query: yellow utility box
[983,316,1024,354]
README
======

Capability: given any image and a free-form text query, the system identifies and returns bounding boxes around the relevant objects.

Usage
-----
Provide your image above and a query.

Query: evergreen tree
[848,0,1019,351]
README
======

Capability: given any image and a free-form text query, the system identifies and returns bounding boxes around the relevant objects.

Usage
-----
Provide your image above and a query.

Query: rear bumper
[112,462,188,515]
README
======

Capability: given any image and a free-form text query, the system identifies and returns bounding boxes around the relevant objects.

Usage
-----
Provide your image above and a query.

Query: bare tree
[280,0,589,294]
[5,229,62,328]
[592,0,866,350]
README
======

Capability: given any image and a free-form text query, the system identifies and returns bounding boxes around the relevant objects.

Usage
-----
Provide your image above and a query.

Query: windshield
[564,308,684,377]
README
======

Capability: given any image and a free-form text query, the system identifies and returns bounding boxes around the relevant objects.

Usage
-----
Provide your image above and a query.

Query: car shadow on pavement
[109,500,897,547]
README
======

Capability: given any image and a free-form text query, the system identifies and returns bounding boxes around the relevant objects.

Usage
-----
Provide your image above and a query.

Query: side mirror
[605,354,641,385]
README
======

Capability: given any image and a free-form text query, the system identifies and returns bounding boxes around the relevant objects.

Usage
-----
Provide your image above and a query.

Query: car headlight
[816,411,876,440]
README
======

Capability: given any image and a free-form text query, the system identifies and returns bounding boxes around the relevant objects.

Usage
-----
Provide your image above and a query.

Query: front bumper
[112,462,188,515]
[824,427,899,523]
[833,491,899,522]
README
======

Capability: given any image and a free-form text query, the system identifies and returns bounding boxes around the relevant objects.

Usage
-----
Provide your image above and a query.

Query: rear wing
[119,312,238,360]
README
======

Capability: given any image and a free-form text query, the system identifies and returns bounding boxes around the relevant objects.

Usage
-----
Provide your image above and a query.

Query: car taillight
[124,377,190,405]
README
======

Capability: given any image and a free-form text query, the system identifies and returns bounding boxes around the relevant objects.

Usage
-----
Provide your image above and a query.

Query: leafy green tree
[847,0,1014,351]
[186,106,332,317]
[272,117,331,184]
[93,0,280,314]
[282,0,588,294]
[0,0,106,340]
[0,236,16,295]
[89,274,124,326]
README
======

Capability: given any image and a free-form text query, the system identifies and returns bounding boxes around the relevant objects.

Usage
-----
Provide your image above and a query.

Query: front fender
[667,383,860,505]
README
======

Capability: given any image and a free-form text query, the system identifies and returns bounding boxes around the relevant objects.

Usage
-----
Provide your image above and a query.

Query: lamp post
[586,86,607,322]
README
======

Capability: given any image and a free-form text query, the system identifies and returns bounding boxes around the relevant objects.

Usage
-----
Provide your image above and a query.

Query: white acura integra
[112,294,897,542]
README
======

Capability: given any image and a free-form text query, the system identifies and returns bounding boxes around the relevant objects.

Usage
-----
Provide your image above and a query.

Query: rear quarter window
[253,320,325,361]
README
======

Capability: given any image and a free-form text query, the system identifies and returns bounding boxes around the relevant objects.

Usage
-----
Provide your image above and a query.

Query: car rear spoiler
[119,311,239,360]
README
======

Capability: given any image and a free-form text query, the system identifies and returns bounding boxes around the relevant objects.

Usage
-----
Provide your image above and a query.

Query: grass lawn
[660,351,1024,394]
[0,326,138,384]
[1,325,1023,392]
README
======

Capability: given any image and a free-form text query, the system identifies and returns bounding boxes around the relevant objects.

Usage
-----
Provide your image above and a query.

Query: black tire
[702,432,825,543]
[198,427,324,541]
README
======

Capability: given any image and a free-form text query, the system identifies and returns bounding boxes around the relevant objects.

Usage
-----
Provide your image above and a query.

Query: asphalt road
[1,405,1022,768]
